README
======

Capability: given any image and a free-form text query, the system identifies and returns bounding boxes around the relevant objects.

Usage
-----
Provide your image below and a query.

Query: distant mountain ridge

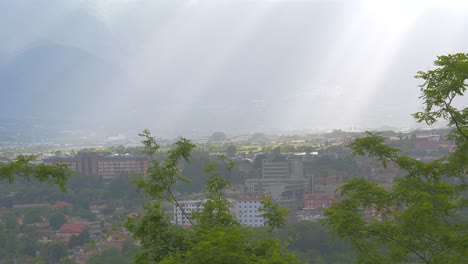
[0,42,117,119]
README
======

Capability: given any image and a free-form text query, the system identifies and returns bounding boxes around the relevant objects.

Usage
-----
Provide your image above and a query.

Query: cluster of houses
[0,200,129,264]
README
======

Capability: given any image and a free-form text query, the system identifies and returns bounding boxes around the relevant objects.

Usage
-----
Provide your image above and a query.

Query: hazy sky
[1,0,467,136]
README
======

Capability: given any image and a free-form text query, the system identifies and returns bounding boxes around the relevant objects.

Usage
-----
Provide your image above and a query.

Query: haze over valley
[1,0,468,141]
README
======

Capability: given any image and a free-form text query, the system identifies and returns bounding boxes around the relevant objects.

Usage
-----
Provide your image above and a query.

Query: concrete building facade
[97,154,148,184]
[173,199,265,227]
[43,152,148,183]
[262,159,304,179]
[235,199,264,227]
[173,200,205,226]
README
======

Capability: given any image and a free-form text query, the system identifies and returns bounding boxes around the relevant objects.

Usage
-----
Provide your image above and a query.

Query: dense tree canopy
[126,129,299,263]
[87,247,132,264]
[49,212,66,230]
[272,221,355,263]
[323,53,468,263]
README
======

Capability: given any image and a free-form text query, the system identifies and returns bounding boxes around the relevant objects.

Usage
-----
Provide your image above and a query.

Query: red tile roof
[50,201,73,210]
[60,223,87,234]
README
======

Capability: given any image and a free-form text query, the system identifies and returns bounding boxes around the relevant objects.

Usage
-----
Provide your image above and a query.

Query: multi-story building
[262,159,304,179]
[97,154,148,184]
[173,199,265,227]
[173,200,205,226]
[303,193,338,210]
[245,158,309,214]
[42,152,148,183]
[235,199,264,227]
[245,178,310,201]
[76,152,99,177]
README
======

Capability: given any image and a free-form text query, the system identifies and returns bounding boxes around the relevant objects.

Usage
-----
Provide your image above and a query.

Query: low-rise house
[50,201,73,211]
[57,223,88,244]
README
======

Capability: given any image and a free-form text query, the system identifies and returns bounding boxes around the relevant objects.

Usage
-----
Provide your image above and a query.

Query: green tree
[249,132,267,143]
[67,235,80,249]
[23,209,43,224]
[260,196,289,234]
[58,259,77,264]
[226,145,237,158]
[271,146,283,162]
[121,239,137,258]
[78,230,90,245]
[41,241,67,264]
[48,213,66,230]
[3,211,18,230]
[16,225,40,256]
[87,247,131,264]
[0,155,71,191]
[323,53,468,263]
[273,221,355,263]
[67,230,89,248]
[209,131,227,141]
[0,154,71,261]
[126,130,299,263]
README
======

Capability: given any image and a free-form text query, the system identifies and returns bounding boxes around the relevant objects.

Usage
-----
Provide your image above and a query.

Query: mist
[1,0,467,137]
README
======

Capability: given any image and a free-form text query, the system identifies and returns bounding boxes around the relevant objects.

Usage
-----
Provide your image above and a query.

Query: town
[1,1,466,263]
[0,128,454,263]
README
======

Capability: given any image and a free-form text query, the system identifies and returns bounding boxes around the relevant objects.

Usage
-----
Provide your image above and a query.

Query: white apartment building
[173,199,264,227]
[235,199,264,227]
[173,200,205,225]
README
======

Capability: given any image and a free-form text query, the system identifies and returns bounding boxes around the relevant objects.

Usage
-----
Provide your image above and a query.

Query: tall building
[288,159,304,179]
[76,152,98,177]
[262,159,304,179]
[245,159,308,214]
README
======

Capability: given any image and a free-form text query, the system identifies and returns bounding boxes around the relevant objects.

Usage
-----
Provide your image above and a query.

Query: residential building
[173,199,265,227]
[42,152,148,183]
[49,201,73,211]
[173,200,204,226]
[303,193,338,210]
[97,154,148,184]
[235,199,264,227]
[56,223,88,244]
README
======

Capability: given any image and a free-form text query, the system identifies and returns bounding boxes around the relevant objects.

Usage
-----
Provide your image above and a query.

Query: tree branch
[369,230,430,264]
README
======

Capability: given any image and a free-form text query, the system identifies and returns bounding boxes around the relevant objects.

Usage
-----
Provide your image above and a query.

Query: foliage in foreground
[323,53,468,263]
[272,221,355,264]
[126,130,300,263]
[0,154,72,191]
